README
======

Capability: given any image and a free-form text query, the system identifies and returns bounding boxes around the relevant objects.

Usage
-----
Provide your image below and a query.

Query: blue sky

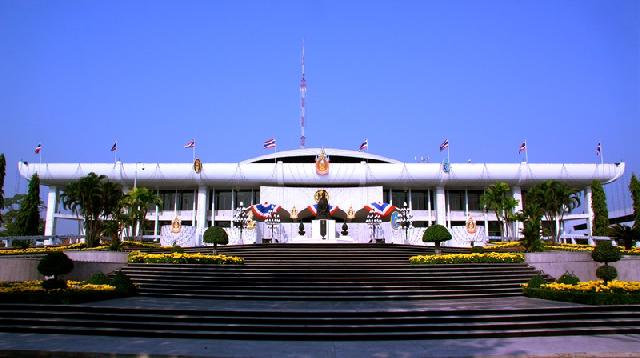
[1,0,638,210]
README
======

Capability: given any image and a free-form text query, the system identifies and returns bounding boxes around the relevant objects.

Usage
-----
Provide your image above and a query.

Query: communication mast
[299,42,307,148]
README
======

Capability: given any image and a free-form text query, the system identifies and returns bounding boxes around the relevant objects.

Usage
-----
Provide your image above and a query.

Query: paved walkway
[0,296,639,357]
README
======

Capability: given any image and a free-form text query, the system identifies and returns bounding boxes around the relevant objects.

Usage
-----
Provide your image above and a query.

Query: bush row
[128,251,244,265]
[409,252,524,264]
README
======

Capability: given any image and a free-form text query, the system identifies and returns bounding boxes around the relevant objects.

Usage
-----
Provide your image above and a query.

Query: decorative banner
[364,202,397,218]
[171,217,182,234]
[250,202,282,220]
[390,211,400,229]
[466,215,477,234]
[315,148,330,175]
[307,204,340,217]
[193,158,202,174]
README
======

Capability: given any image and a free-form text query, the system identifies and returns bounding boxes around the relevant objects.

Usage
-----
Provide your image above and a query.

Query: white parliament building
[19,148,625,247]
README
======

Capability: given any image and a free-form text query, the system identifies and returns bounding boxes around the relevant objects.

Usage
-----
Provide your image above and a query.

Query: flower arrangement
[409,252,524,264]
[545,243,594,252]
[486,241,521,248]
[523,279,640,305]
[0,279,120,304]
[128,251,244,265]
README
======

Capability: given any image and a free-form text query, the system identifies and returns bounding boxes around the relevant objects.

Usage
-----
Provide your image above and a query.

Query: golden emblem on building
[315,148,330,175]
[314,189,329,203]
[171,217,182,234]
[465,215,477,234]
[193,158,202,174]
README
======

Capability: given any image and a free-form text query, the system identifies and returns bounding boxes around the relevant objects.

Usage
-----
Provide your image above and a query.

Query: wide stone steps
[0,304,638,340]
[122,244,541,300]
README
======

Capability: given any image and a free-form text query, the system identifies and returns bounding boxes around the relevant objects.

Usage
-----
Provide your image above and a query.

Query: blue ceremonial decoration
[364,202,396,218]
[307,204,340,217]
[250,202,281,220]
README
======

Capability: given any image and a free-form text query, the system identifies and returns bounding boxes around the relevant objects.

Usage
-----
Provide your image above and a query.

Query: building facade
[19,148,625,246]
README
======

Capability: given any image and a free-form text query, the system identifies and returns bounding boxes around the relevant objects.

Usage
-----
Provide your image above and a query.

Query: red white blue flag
[359,138,368,151]
[519,142,526,153]
[364,202,396,218]
[439,139,449,152]
[184,139,195,148]
[111,143,117,152]
[251,202,281,219]
[34,144,42,154]
[596,142,601,156]
[264,138,276,149]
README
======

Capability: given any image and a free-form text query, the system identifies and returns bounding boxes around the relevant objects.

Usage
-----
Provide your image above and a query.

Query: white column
[427,188,432,226]
[435,186,446,226]
[464,189,469,216]
[585,186,593,236]
[44,186,58,238]
[210,188,216,227]
[512,186,523,239]
[191,189,197,226]
[196,186,208,246]
[230,189,235,229]
[154,188,159,241]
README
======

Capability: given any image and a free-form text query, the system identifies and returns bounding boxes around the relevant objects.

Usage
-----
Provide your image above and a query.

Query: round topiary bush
[203,226,229,253]
[422,224,452,255]
[596,265,618,283]
[37,252,74,290]
[591,240,621,264]
[527,274,546,289]
[471,246,484,254]
[556,272,580,285]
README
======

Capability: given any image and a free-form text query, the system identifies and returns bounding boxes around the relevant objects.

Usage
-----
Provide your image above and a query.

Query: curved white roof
[19,159,625,189]
[242,147,400,164]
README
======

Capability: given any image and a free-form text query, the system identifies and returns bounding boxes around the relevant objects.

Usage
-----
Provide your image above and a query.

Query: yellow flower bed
[128,251,244,264]
[410,252,524,264]
[545,243,594,252]
[541,280,640,293]
[0,247,64,255]
[0,280,116,294]
[486,241,521,248]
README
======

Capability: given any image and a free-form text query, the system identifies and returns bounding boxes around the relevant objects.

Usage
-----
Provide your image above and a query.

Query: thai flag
[184,139,195,148]
[596,142,601,156]
[359,139,368,151]
[439,139,449,152]
[110,143,117,152]
[264,138,276,149]
[34,144,42,154]
[519,142,526,153]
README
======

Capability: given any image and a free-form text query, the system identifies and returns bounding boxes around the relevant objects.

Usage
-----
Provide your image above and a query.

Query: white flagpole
[114,140,117,163]
[525,140,529,163]
[447,144,450,165]
[192,142,196,163]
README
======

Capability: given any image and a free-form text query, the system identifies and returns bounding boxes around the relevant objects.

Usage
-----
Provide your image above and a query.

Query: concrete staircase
[121,244,543,300]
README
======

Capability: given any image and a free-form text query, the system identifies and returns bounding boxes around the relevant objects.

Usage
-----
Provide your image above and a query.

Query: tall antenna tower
[299,41,307,148]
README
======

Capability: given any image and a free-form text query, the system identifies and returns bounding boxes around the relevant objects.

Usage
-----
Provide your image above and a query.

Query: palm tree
[121,187,162,241]
[536,180,580,243]
[480,182,519,239]
[608,224,639,250]
[61,172,123,247]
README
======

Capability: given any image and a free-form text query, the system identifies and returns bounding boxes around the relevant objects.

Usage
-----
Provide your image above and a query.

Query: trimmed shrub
[422,224,452,254]
[170,245,185,254]
[556,272,580,285]
[41,278,67,290]
[110,271,137,295]
[591,241,621,264]
[527,274,546,289]
[203,226,229,253]
[88,272,111,285]
[37,252,74,289]
[596,265,618,283]
[471,246,484,254]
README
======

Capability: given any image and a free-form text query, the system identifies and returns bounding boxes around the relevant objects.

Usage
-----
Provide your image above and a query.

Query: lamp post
[265,212,281,243]
[365,210,382,243]
[397,201,413,244]
[233,201,249,243]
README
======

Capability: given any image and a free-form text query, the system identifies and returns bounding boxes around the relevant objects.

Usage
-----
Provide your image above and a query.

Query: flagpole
[600,142,604,165]
[525,140,528,163]
[192,143,196,163]
[114,140,117,163]
[447,145,450,165]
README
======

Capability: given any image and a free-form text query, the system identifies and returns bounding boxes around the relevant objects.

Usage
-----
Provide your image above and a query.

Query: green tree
[203,226,229,253]
[591,240,620,284]
[535,180,580,243]
[0,153,5,224]
[38,252,74,290]
[480,182,518,239]
[121,187,162,240]
[422,224,452,255]
[15,174,42,235]
[630,174,640,229]
[61,172,123,247]
[590,180,609,236]
[516,185,545,252]
[608,224,639,250]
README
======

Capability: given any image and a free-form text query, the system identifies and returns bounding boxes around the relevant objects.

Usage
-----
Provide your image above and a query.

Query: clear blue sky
[1,0,638,210]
